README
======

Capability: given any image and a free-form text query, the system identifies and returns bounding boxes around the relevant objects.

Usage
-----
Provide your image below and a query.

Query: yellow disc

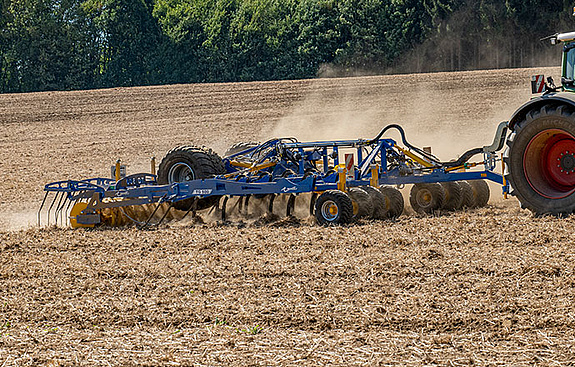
[69,202,96,228]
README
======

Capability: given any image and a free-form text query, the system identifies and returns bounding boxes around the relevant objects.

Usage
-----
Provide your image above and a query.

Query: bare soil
[2,67,575,366]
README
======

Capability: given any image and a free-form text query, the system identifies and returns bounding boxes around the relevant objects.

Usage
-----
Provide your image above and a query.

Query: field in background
[2,67,575,365]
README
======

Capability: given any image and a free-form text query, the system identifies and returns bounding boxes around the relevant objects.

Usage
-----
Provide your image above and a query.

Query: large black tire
[347,187,374,219]
[379,186,404,219]
[314,190,353,226]
[458,181,475,209]
[157,145,226,211]
[440,181,463,211]
[361,186,387,219]
[224,142,259,157]
[506,105,575,215]
[409,183,445,214]
[468,180,490,208]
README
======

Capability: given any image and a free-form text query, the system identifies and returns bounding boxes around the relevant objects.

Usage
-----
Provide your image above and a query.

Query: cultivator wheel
[458,181,475,209]
[361,186,387,219]
[224,142,259,157]
[314,190,353,225]
[379,186,404,219]
[348,187,374,219]
[157,145,226,211]
[468,180,490,208]
[440,182,463,211]
[506,105,575,215]
[409,183,445,214]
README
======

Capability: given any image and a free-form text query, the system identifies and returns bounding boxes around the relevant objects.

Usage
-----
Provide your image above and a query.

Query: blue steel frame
[43,136,509,214]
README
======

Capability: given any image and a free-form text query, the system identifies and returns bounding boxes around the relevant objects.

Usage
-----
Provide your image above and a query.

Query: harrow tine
[153,202,174,227]
[46,192,61,227]
[237,196,244,213]
[221,196,229,221]
[286,194,296,217]
[139,196,167,229]
[63,198,74,225]
[38,191,49,227]
[54,193,66,226]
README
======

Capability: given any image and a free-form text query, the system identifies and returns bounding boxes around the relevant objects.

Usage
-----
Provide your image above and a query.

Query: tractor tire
[361,186,387,219]
[224,142,259,157]
[506,105,575,215]
[468,180,490,208]
[157,145,226,211]
[348,187,374,219]
[379,186,404,219]
[458,181,475,209]
[440,181,463,211]
[314,190,353,226]
[409,183,445,214]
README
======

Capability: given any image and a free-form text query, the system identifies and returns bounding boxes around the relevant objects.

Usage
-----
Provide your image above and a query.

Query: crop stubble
[2,67,575,365]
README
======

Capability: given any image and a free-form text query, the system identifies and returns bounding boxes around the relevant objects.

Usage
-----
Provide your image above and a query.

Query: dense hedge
[0,0,573,93]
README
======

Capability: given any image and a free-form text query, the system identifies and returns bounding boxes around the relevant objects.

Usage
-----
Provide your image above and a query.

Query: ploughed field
[2,66,575,365]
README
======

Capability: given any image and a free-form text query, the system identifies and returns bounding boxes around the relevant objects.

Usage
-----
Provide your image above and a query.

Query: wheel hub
[321,200,339,221]
[524,129,575,199]
[416,189,432,208]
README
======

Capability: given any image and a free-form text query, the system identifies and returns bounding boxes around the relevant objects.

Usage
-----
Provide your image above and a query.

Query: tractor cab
[533,31,575,93]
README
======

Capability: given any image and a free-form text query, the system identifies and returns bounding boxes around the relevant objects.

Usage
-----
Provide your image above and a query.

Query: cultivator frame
[40,123,510,227]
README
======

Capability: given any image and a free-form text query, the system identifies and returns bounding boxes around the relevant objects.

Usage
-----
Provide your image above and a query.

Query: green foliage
[1,0,574,93]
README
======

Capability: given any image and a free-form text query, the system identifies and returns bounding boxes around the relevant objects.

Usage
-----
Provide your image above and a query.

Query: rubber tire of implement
[347,187,374,219]
[157,145,226,211]
[409,183,445,214]
[314,190,353,226]
[440,181,463,211]
[361,186,387,219]
[506,105,575,215]
[224,142,259,157]
[468,180,490,208]
[458,181,475,209]
[379,186,404,219]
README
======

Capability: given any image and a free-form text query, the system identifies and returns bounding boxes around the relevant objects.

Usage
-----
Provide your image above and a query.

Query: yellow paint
[115,159,121,181]
[69,202,95,229]
[394,144,434,168]
[501,153,508,199]
[151,157,156,175]
[370,164,379,187]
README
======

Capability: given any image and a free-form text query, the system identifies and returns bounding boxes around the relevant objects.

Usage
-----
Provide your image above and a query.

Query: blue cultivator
[39,123,510,228]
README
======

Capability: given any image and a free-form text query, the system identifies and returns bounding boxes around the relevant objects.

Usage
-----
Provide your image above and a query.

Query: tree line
[0,0,573,93]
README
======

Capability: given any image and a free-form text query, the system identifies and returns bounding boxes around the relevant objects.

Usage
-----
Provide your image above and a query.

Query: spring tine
[309,193,317,216]
[153,202,174,227]
[238,196,244,212]
[139,200,165,229]
[268,194,276,214]
[38,191,49,227]
[244,195,251,215]
[64,197,74,225]
[221,196,229,221]
[46,192,61,227]
[286,194,296,217]
[180,199,198,221]
[54,193,66,226]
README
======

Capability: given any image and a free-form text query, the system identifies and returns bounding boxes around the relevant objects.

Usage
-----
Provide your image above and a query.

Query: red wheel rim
[523,128,575,199]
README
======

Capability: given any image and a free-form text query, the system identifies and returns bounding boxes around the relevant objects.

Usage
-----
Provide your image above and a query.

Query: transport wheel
[224,142,259,157]
[458,181,475,208]
[348,187,374,219]
[379,186,404,219]
[506,105,575,215]
[468,180,490,208]
[440,181,463,211]
[361,186,387,219]
[409,183,445,214]
[158,145,226,210]
[314,190,353,226]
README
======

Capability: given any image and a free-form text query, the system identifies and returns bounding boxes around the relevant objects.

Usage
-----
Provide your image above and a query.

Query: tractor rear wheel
[157,145,226,210]
[314,190,353,225]
[409,183,445,214]
[506,105,575,215]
